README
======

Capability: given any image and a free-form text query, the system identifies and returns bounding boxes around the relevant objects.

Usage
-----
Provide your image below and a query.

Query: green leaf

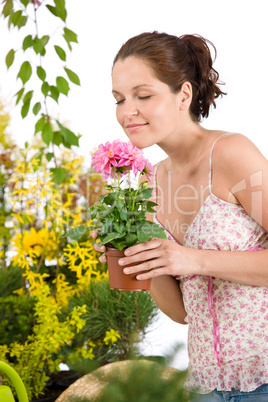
[138,188,153,199]
[32,102,41,116]
[56,120,79,146]
[15,88,24,105]
[5,49,15,69]
[35,116,46,134]
[22,35,33,51]
[125,233,138,246]
[120,210,129,221]
[21,99,31,118]
[49,85,59,102]
[17,15,27,29]
[100,232,125,245]
[11,10,22,26]
[56,76,69,96]
[20,0,30,6]
[64,67,80,86]
[33,37,44,54]
[42,122,53,145]
[3,0,13,18]
[41,81,50,97]
[63,27,78,50]
[46,4,57,17]
[54,45,66,61]
[46,0,67,22]
[50,167,67,183]
[64,226,88,240]
[143,200,158,213]
[36,66,46,81]
[14,11,28,29]
[17,61,32,85]
[40,35,49,47]
[55,0,67,21]
[137,222,167,243]
[45,152,54,162]
[23,90,33,103]
[52,131,63,146]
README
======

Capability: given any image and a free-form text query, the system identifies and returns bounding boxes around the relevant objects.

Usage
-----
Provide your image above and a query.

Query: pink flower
[91,139,154,181]
[91,140,121,180]
[117,142,148,176]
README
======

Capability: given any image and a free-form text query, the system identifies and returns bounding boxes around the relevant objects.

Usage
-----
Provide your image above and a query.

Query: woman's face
[112,56,184,149]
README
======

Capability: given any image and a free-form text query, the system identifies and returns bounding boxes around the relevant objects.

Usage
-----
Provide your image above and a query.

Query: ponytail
[178,34,226,120]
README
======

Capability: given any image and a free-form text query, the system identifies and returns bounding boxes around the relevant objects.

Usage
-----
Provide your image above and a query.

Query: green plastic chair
[0,362,28,402]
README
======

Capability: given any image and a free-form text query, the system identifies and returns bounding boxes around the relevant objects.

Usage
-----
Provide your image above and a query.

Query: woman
[93,32,268,401]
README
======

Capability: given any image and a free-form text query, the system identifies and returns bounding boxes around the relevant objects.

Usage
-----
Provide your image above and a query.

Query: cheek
[116,108,123,126]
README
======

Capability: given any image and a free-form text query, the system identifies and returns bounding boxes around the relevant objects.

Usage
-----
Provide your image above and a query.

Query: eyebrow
[112,84,154,94]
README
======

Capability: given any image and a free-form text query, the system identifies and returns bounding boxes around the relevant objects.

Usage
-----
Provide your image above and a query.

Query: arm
[150,275,187,324]
[119,135,268,287]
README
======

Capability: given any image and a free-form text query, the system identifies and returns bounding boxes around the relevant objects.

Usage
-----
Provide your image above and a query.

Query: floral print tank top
[153,134,268,393]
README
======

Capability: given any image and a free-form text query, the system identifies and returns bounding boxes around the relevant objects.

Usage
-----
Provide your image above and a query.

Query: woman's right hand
[91,230,107,263]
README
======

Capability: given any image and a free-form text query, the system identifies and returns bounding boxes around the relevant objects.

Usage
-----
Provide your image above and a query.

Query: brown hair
[113,31,226,121]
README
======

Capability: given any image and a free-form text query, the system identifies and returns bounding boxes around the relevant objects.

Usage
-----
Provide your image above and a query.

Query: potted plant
[66,140,166,291]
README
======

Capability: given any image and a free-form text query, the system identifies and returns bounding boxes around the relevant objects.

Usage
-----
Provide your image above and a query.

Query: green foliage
[0,265,23,297]
[0,294,35,345]
[1,0,81,181]
[96,361,189,402]
[66,183,166,250]
[65,280,158,367]
[0,286,88,401]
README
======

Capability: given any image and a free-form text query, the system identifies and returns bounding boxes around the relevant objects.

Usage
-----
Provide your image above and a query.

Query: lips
[126,123,148,132]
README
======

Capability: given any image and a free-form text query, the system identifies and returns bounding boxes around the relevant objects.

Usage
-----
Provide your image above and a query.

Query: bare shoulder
[213,133,267,181]
[212,132,268,229]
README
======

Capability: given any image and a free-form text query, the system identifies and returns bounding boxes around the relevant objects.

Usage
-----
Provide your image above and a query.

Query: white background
[1,0,268,370]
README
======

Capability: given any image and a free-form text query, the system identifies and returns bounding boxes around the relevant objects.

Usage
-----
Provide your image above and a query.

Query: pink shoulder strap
[208,133,232,193]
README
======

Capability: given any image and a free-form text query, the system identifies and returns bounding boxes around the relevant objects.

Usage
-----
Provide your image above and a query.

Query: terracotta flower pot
[106,248,151,291]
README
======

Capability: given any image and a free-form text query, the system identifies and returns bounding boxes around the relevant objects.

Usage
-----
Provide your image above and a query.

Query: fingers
[124,239,163,256]
[91,230,99,239]
[91,231,107,263]
[122,257,166,276]
[94,242,106,263]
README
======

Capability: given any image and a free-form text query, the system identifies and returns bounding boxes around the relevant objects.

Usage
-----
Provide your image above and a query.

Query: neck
[157,120,208,172]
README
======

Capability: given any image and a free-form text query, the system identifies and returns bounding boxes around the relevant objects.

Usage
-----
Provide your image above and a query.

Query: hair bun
[179,34,226,119]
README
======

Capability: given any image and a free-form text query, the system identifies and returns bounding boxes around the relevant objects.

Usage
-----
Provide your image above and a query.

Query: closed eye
[138,96,151,100]
[115,99,125,105]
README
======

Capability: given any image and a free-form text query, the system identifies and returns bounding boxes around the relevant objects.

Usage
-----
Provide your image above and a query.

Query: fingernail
[123,268,130,274]
[119,259,124,265]
[125,250,130,256]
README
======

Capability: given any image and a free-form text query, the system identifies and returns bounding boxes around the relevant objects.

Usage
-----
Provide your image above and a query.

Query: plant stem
[112,167,117,188]
[131,173,142,212]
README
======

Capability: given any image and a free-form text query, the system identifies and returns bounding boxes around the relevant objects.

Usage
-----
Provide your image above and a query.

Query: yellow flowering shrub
[0,134,119,399]
[0,117,157,401]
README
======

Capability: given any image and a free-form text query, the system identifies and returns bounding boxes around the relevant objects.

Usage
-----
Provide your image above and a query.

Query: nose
[124,110,139,119]
[122,101,139,119]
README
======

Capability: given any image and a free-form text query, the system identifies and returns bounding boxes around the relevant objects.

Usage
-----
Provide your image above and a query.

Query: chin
[128,138,152,150]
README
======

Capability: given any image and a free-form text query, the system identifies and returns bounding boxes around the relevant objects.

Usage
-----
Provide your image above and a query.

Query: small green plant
[66,140,166,250]
[63,279,158,369]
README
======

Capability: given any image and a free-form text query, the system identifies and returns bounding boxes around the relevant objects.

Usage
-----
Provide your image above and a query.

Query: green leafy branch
[2,0,81,183]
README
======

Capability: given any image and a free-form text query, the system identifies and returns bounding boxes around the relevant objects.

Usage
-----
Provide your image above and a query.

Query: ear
[178,81,192,111]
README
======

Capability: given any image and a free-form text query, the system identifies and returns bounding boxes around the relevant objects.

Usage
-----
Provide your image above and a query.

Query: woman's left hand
[118,239,201,280]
